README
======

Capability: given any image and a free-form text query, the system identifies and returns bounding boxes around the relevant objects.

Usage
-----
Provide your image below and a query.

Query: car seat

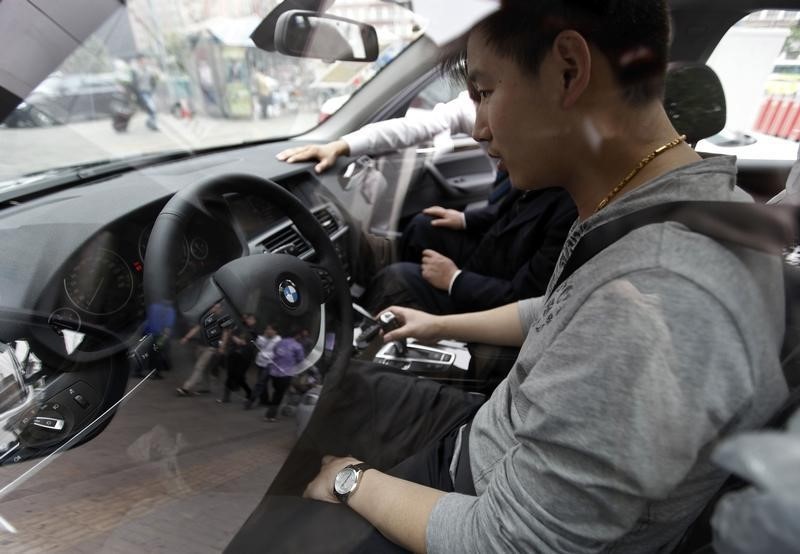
[669,63,800,554]
[663,62,727,148]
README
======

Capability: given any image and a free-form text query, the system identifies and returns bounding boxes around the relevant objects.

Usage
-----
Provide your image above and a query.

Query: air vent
[313,207,340,234]
[259,206,343,258]
[260,225,311,257]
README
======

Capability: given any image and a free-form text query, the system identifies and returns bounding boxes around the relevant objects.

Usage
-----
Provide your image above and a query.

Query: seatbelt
[552,201,797,292]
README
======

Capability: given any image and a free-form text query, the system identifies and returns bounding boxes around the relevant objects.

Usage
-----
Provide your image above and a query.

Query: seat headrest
[664,62,727,145]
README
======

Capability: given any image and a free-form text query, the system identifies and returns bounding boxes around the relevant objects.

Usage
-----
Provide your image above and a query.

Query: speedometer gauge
[63,248,134,315]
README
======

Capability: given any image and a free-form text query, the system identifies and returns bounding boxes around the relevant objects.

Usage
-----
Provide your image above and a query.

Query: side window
[698,10,800,160]
[403,76,464,123]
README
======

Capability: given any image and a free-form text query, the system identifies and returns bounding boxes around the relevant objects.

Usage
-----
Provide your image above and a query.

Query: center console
[351,305,512,394]
[373,339,468,373]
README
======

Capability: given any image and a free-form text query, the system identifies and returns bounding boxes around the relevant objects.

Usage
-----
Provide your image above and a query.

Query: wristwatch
[333,462,371,504]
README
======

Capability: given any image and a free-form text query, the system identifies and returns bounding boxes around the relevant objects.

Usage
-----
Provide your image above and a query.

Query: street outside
[0,345,297,553]
[0,110,319,182]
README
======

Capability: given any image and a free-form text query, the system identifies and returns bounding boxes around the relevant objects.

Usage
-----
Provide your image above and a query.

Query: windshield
[3,2,799,553]
[0,1,423,182]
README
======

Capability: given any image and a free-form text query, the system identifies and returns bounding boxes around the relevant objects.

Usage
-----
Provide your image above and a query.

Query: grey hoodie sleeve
[427,272,759,553]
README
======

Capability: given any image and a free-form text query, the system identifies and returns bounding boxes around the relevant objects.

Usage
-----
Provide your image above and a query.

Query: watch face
[334,467,358,495]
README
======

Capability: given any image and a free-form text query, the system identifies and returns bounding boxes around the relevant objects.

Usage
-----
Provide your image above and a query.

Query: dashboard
[0,141,358,363]
[0,135,488,371]
[0,140,373,465]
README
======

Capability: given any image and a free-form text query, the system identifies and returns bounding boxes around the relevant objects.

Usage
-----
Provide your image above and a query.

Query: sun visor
[412,0,499,46]
[0,0,120,99]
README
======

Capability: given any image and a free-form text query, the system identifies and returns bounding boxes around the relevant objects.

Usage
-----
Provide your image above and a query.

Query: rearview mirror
[274,10,379,62]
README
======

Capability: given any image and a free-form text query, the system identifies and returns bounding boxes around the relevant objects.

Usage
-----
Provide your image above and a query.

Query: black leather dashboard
[0,140,357,354]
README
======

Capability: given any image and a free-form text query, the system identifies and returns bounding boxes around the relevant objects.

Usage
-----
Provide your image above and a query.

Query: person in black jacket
[217,314,257,404]
[361,174,576,315]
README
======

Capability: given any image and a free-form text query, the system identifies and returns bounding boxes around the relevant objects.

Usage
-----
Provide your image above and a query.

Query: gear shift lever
[378,311,407,355]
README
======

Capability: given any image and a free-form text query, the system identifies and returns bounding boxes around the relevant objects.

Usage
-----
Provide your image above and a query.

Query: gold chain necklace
[595,134,687,213]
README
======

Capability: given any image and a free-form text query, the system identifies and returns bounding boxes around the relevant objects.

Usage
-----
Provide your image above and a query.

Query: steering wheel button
[204,314,217,326]
[206,326,221,338]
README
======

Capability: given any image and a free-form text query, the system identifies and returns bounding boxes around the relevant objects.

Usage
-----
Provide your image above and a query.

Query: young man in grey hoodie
[302,2,789,552]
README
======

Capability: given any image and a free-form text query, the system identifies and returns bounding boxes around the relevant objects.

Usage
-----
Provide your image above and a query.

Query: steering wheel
[143,173,353,382]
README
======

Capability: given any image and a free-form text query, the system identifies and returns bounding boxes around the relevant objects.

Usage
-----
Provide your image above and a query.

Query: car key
[378,312,407,355]
[352,303,382,349]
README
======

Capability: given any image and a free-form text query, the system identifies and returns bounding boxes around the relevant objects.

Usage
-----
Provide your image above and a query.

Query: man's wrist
[333,139,350,156]
[448,269,463,295]
[337,135,361,156]
[332,458,369,504]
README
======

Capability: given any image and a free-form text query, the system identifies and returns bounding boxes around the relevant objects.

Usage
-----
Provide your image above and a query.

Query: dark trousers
[251,365,270,406]
[399,213,480,265]
[349,423,474,552]
[223,354,252,399]
[265,375,292,418]
[225,424,474,553]
[362,262,457,315]
[361,212,487,314]
[225,361,485,553]
[250,366,291,416]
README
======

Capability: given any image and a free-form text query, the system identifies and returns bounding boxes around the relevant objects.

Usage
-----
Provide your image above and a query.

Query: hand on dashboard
[275,140,350,174]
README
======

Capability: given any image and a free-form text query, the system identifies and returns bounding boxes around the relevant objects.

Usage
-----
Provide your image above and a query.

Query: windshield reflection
[0,1,422,182]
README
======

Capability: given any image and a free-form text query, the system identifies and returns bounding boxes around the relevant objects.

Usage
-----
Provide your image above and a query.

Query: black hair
[442,0,671,106]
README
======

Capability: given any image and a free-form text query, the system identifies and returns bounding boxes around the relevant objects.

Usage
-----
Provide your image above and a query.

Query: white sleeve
[447,269,463,295]
[342,91,475,156]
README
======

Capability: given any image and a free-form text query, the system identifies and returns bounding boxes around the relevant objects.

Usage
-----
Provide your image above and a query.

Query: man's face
[467,31,565,189]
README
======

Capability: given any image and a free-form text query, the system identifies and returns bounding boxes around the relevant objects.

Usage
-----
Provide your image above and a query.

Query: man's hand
[421,249,459,290]
[304,453,442,553]
[379,306,443,343]
[422,206,466,230]
[303,455,362,504]
[275,140,350,173]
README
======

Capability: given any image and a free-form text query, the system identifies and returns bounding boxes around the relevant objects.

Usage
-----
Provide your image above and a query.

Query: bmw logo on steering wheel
[278,279,301,309]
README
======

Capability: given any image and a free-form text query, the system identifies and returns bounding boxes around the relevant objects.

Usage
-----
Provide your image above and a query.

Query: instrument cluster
[49,213,219,339]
